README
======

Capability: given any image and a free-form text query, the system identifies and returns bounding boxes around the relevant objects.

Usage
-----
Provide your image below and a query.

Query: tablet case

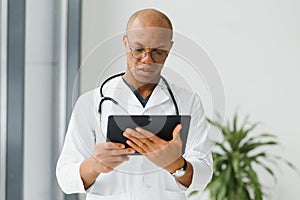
[106,115,191,154]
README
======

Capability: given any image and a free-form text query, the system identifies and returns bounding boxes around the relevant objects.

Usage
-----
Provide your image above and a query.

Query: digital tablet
[106,115,191,154]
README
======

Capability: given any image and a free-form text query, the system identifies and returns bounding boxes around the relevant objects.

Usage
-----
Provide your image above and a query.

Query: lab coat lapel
[144,79,170,110]
[111,78,142,112]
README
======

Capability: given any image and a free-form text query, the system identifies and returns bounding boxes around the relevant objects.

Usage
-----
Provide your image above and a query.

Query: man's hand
[93,142,136,173]
[123,124,183,171]
[80,142,135,189]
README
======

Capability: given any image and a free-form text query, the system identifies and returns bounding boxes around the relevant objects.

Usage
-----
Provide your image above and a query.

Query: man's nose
[141,51,154,63]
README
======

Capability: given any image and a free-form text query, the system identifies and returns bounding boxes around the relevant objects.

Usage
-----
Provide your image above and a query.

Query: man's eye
[153,50,164,55]
[134,48,144,52]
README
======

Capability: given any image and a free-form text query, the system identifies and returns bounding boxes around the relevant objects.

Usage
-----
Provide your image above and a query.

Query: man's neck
[123,74,159,99]
[135,83,157,99]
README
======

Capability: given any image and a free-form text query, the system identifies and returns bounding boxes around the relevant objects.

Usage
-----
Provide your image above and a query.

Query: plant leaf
[240,141,278,154]
[233,113,238,132]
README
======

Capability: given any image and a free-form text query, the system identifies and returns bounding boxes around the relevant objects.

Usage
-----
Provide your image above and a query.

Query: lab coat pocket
[86,192,131,200]
[165,190,186,200]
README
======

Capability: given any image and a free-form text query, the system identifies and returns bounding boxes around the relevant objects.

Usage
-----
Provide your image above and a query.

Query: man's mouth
[139,68,153,72]
[136,67,155,76]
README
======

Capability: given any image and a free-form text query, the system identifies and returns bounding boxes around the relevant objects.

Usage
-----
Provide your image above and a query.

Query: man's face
[123,27,173,85]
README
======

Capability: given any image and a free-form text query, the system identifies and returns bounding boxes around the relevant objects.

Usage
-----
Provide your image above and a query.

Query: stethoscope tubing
[98,72,179,116]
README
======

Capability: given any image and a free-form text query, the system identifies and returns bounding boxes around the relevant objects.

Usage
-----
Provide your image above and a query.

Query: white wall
[81,0,300,199]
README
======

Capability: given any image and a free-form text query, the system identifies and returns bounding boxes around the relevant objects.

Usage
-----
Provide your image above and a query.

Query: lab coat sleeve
[184,93,213,193]
[56,92,97,194]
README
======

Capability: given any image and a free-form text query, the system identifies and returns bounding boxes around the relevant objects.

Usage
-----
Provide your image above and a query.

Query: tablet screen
[106,115,191,154]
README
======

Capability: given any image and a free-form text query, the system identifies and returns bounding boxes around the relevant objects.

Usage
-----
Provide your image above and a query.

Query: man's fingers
[125,127,161,143]
[136,127,163,143]
[126,140,146,154]
[110,155,130,162]
[135,127,155,138]
[94,143,134,158]
[104,142,126,150]
[99,155,130,164]
[124,134,148,150]
[124,128,149,139]
[110,148,135,155]
[172,124,182,140]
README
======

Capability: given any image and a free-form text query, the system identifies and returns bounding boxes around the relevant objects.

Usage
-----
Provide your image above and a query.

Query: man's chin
[134,75,160,85]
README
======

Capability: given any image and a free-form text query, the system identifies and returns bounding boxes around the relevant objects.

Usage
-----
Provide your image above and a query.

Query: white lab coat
[56,76,213,200]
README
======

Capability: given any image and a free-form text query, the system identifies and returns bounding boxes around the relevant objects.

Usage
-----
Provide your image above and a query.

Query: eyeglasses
[126,37,170,62]
[128,46,169,62]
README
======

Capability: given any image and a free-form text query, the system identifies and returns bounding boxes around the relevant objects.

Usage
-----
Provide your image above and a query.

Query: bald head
[126,9,173,32]
[123,9,174,87]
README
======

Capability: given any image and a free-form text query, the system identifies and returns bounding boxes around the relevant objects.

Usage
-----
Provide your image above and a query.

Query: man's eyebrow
[132,42,169,49]
[132,41,144,47]
[155,45,169,49]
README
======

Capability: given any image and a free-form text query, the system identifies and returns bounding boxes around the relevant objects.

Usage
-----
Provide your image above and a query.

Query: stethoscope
[98,72,179,116]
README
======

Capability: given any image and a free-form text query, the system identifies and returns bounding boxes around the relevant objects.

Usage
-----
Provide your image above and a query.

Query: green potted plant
[201,113,296,200]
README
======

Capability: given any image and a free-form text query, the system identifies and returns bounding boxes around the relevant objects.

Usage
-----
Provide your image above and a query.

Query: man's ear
[168,41,174,51]
[122,35,127,49]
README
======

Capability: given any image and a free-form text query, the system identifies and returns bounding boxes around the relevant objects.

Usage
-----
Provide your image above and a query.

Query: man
[56,8,212,200]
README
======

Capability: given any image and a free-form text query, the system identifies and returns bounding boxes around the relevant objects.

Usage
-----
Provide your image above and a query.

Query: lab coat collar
[144,79,170,110]
[111,77,170,111]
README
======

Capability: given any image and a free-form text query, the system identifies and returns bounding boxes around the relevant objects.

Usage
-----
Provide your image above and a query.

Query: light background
[80,0,300,199]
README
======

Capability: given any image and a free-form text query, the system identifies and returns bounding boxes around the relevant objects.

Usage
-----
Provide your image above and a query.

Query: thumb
[172,124,182,140]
